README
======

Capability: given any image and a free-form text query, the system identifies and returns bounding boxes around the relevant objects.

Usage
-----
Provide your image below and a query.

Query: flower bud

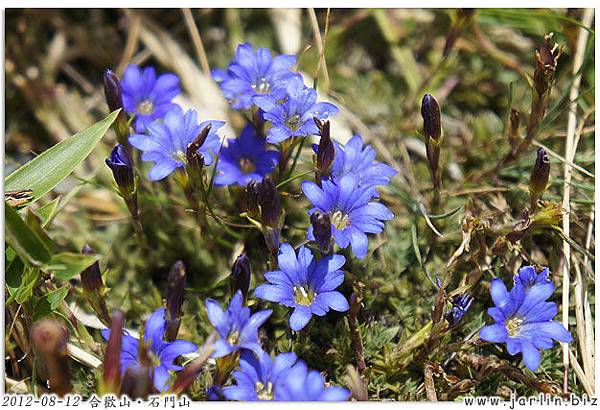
[310,210,332,252]
[529,147,550,209]
[103,69,123,113]
[102,310,125,395]
[314,119,335,183]
[257,176,282,228]
[31,319,71,395]
[165,261,186,341]
[421,93,441,142]
[240,181,260,216]
[230,254,251,302]
[103,69,129,144]
[81,245,104,293]
[186,124,211,178]
[80,245,111,327]
[106,144,136,198]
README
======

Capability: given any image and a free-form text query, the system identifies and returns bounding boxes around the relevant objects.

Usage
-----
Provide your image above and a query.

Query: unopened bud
[81,245,104,293]
[106,144,136,198]
[103,69,129,144]
[529,147,550,209]
[421,93,441,141]
[121,365,153,399]
[102,310,125,395]
[314,119,335,183]
[31,319,71,395]
[166,261,186,341]
[80,245,111,327]
[186,125,211,177]
[230,254,251,302]
[240,181,260,216]
[103,69,123,113]
[445,293,474,326]
[258,176,282,228]
[310,210,332,252]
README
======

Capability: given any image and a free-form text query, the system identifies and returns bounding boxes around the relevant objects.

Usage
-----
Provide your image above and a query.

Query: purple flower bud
[166,261,186,341]
[102,310,125,394]
[240,181,260,216]
[257,176,282,228]
[103,69,123,113]
[315,119,335,181]
[529,147,550,202]
[310,210,332,252]
[121,364,154,399]
[106,144,135,197]
[80,245,104,293]
[186,124,212,175]
[421,94,441,141]
[230,254,251,302]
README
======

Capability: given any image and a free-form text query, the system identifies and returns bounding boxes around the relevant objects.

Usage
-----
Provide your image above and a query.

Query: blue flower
[223,350,297,400]
[212,43,297,110]
[479,273,572,371]
[101,308,197,392]
[254,243,349,331]
[302,175,394,259]
[121,65,181,133]
[205,291,272,358]
[215,125,279,187]
[277,360,350,401]
[514,265,550,290]
[330,134,397,190]
[129,107,224,181]
[253,74,339,144]
[105,144,135,195]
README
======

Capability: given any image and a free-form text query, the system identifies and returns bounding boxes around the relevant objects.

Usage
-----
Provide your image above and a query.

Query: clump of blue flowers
[121,64,181,133]
[212,43,297,110]
[480,265,572,371]
[224,350,350,401]
[255,243,349,331]
[253,74,339,144]
[102,308,197,392]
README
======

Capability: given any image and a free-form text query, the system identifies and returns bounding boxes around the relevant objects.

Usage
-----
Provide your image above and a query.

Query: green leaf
[5,110,119,204]
[5,254,25,303]
[5,205,52,266]
[48,252,100,281]
[14,268,41,305]
[36,197,62,228]
[46,286,70,310]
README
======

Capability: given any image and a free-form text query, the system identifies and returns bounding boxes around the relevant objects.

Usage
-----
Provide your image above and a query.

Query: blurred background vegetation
[4,8,595,400]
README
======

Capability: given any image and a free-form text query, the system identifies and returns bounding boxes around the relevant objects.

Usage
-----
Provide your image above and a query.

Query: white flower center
[239,157,256,174]
[293,285,316,306]
[506,317,523,337]
[331,210,350,230]
[255,381,274,400]
[227,330,240,345]
[252,78,271,94]
[137,99,155,115]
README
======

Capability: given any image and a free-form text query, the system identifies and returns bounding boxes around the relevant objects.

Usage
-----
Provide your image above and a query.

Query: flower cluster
[223,350,349,401]
[205,291,349,400]
[480,265,572,371]
[102,308,197,392]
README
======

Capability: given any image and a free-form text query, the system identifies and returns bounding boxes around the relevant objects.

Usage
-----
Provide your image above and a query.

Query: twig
[560,8,594,395]
[181,8,211,76]
[308,8,330,92]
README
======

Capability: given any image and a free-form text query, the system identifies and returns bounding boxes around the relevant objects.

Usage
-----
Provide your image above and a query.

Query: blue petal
[159,340,198,369]
[289,306,312,331]
[144,308,167,352]
[205,299,229,338]
[480,324,508,343]
[521,341,541,371]
[316,291,349,312]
